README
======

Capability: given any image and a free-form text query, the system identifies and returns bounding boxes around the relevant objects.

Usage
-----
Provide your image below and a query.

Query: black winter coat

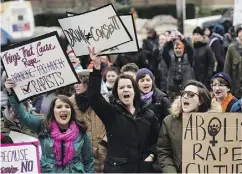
[88,68,160,173]
[209,33,225,73]
[193,42,215,89]
[115,50,151,70]
[148,88,170,124]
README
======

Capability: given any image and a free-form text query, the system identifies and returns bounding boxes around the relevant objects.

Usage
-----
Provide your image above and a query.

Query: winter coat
[115,50,151,70]
[148,88,170,124]
[166,53,195,93]
[142,36,159,54]
[193,41,215,89]
[224,41,242,98]
[8,95,94,173]
[155,47,166,91]
[156,97,222,173]
[69,95,107,173]
[88,68,160,173]
[209,33,225,73]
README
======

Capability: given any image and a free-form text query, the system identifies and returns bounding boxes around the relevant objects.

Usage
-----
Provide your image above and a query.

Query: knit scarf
[221,93,234,112]
[75,92,90,112]
[141,91,153,103]
[51,121,79,166]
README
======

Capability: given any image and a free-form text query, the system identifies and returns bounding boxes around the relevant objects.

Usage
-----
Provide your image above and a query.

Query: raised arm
[4,77,43,133]
[87,47,116,126]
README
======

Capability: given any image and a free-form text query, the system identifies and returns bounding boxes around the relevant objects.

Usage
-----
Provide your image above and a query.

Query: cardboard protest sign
[1,32,79,102]
[233,0,242,26]
[0,141,40,174]
[66,12,139,55]
[59,4,132,56]
[182,113,242,173]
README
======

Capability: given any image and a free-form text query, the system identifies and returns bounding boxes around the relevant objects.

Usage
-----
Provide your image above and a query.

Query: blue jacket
[8,95,94,173]
[230,99,242,112]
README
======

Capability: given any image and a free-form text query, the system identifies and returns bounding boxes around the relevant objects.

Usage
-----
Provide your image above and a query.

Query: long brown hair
[43,95,87,132]
[112,74,141,110]
[184,80,211,112]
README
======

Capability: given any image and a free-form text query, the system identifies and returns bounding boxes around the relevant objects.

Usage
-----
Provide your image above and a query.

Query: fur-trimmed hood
[170,96,222,118]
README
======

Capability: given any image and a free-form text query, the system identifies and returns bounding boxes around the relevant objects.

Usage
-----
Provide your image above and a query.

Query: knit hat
[136,68,154,82]
[212,72,232,88]
[193,27,204,36]
[213,24,225,36]
[236,24,242,36]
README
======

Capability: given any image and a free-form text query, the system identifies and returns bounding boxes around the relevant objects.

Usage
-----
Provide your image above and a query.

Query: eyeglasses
[181,91,199,98]
[211,83,227,88]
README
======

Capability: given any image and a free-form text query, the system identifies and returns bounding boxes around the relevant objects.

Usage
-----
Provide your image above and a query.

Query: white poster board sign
[0,32,79,102]
[9,131,42,157]
[59,4,132,56]
[67,12,139,55]
[0,141,41,173]
[233,0,242,26]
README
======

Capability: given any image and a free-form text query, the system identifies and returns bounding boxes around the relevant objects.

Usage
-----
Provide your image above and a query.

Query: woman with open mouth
[4,79,94,173]
[156,80,221,173]
[87,47,160,173]
[136,68,170,125]
[136,68,170,172]
[211,72,238,112]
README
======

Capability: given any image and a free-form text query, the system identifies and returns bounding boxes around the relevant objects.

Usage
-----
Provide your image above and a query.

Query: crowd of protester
[1,22,242,173]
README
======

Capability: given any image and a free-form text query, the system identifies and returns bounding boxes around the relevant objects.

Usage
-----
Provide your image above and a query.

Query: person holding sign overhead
[4,78,94,173]
[156,80,222,173]
[87,47,160,173]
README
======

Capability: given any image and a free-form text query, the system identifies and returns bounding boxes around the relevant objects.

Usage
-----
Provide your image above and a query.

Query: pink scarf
[51,121,79,166]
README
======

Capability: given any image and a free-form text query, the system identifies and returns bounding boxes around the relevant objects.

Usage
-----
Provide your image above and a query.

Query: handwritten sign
[233,0,242,26]
[1,32,79,102]
[0,141,40,174]
[182,113,242,173]
[67,12,139,55]
[59,4,132,56]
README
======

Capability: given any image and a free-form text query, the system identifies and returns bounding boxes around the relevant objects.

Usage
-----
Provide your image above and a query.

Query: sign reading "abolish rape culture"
[1,32,79,102]
[182,113,242,174]
[59,4,132,56]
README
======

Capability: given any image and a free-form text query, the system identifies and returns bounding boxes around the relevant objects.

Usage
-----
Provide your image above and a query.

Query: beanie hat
[213,24,225,36]
[136,68,154,82]
[236,24,242,36]
[212,72,232,88]
[193,27,204,36]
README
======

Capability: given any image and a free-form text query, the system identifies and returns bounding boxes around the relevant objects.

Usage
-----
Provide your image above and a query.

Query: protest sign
[59,4,132,56]
[0,141,40,174]
[1,31,79,102]
[233,0,242,26]
[9,131,42,157]
[67,12,139,55]
[182,113,242,173]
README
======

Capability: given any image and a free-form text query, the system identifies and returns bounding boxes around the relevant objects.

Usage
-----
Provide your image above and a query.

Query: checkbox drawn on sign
[20,82,31,94]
